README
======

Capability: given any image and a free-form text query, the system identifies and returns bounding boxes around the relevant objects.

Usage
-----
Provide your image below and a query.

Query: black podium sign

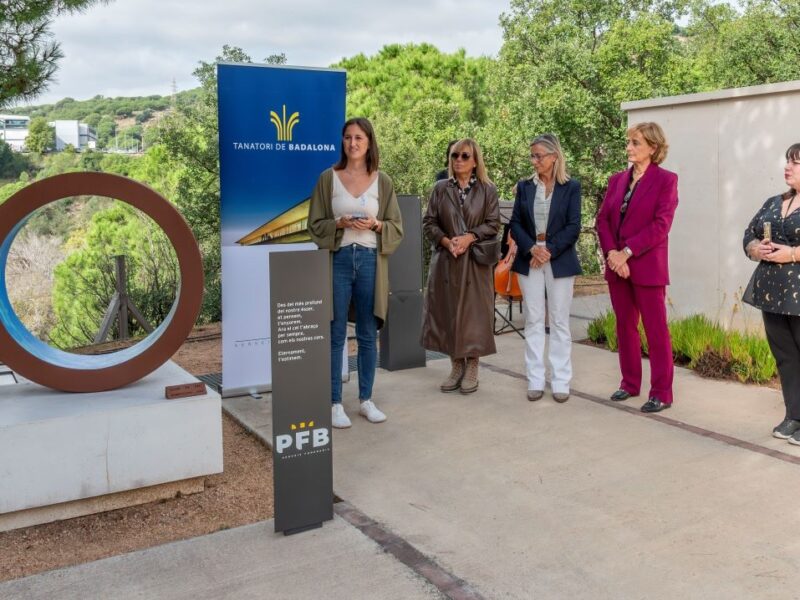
[269,249,333,534]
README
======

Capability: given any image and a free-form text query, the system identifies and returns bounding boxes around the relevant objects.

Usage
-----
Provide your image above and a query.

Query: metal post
[115,255,129,340]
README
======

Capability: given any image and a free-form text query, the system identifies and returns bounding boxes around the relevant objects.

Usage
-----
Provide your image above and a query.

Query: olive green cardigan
[308,168,404,327]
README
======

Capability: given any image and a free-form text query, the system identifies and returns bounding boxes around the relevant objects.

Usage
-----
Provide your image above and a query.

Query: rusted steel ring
[0,172,204,392]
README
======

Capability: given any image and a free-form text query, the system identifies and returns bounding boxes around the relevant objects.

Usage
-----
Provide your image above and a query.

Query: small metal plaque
[165,382,207,399]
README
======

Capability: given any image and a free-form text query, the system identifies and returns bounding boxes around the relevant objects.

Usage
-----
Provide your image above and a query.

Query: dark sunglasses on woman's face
[450,151,472,161]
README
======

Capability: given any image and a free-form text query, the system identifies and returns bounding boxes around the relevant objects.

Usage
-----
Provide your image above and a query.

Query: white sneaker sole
[359,412,386,424]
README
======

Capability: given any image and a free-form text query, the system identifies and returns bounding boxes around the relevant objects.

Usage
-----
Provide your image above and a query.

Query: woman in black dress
[743,142,800,442]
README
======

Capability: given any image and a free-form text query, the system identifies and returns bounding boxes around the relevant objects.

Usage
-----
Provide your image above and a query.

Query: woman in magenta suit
[596,122,679,413]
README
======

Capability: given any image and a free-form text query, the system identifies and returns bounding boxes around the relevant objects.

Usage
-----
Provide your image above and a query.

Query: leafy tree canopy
[487,0,698,205]
[0,0,110,108]
[335,43,491,125]
[25,115,54,153]
[687,0,800,88]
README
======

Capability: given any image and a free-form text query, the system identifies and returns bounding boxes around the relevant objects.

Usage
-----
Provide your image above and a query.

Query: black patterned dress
[743,194,800,316]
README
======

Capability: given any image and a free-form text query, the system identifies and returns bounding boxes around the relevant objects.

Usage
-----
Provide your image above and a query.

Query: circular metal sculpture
[0,172,204,392]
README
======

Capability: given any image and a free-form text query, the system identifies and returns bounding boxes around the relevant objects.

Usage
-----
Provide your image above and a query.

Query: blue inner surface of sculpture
[0,214,179,370]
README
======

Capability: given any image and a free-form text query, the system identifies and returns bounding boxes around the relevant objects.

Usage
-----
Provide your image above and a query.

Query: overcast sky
[29,0,509,105]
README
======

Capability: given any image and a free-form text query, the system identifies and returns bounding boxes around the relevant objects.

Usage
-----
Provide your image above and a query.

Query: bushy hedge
[587,311,776,384]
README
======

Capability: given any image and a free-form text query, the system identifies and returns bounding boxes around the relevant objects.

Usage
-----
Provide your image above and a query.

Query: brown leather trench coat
[421,178,500,358]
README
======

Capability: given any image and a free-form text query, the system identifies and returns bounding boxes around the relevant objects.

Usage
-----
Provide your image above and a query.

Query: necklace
[783,194,797,219]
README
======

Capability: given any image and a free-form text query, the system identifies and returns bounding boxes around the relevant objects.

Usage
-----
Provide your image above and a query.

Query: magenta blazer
[597,163,679,287]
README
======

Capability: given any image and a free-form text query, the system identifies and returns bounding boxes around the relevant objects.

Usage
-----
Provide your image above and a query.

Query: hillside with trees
[6,89,202,149]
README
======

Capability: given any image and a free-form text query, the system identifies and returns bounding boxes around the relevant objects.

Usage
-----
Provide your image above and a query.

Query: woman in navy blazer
[596,122,679,413]
[510,134,582,402]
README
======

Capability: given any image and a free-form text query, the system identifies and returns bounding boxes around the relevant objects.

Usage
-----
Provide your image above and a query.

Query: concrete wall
[52,120,81,151]
[623,80,800,330]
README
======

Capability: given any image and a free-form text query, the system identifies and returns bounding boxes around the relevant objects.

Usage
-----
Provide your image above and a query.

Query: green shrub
[587,309,618,351]
[668,314,717,367]
[585,311,777,385]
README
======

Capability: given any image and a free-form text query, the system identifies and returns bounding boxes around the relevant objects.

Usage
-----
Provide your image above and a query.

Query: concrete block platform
[0,361,223,531]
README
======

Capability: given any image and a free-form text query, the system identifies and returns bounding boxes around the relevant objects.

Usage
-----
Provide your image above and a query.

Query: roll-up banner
[270,249,333,534]
[217,63,346,397]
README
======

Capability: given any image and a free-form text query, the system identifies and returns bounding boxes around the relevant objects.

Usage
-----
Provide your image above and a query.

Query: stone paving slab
[0,517,443,600]
[326,335,800,599]
[6,324,798,600]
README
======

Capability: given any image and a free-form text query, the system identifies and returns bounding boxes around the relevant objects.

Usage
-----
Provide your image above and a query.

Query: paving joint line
[479,360,800,468]
[334,501,487,600]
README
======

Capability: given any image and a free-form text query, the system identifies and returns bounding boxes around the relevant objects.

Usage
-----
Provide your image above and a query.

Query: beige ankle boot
[440,357,466,392]
[460,357,479,394]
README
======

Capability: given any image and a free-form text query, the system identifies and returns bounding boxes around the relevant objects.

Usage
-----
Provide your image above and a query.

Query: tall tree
[335,43,490,125]
[0,139,31,178]
[489,0,698,207]
[25,115,54,152]
[0,0,109,108]
[334,44,490,196]
[156,46,286,322]
[50,203,178,348]
[687,0,800,89]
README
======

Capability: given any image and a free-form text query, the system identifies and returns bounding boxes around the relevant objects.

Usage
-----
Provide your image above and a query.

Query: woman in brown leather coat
[421,138,500,394]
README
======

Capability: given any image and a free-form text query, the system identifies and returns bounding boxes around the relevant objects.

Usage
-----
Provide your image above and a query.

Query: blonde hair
[627,122,669,164]
[530,133,569,185]
[448,138,491,184]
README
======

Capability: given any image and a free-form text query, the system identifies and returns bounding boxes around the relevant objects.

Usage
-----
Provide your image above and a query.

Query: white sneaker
[359,400,387,423]
[331,403,351,429]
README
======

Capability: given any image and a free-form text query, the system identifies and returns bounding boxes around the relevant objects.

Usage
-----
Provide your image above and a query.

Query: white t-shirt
[331,171,379,248]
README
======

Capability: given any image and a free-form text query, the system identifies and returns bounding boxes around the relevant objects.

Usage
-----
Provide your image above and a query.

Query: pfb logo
[275,420,330,455]
[270,105,300,142]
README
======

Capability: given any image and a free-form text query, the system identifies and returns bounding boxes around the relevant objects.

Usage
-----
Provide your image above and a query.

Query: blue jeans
[331,244,378,404]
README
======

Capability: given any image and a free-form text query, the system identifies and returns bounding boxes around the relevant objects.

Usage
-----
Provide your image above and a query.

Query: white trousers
[518,263,575,394]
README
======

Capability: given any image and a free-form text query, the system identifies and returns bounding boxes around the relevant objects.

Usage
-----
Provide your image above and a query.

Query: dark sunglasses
[450,151,472,161]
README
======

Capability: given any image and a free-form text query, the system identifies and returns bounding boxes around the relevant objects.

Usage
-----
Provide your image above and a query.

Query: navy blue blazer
[509,177,582,278]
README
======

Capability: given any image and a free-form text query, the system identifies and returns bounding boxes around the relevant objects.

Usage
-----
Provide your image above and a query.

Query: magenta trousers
[608,279,674,404]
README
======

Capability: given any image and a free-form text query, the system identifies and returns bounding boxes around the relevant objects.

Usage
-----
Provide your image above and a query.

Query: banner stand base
[283,522,323,536]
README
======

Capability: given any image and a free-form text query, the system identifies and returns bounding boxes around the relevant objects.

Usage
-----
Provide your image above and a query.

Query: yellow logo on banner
[290,421,315,430]
[270,105,300,141]
[277,419,329,455]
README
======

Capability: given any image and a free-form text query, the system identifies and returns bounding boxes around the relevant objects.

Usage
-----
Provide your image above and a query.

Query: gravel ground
[1,324,272,583]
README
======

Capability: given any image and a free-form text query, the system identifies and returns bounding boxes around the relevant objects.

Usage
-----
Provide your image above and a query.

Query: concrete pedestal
[0,361,223,531]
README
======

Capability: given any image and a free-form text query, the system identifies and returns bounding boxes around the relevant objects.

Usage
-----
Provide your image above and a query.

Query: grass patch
[587,311,776,384]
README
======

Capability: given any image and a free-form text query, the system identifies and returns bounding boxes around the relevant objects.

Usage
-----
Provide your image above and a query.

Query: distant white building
[0,115,31,151]
[50,120,97,151]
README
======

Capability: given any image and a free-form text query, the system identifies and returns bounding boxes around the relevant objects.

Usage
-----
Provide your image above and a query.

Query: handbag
[471,237,502,266]
[453,200,501,266]
[494,232,522,297]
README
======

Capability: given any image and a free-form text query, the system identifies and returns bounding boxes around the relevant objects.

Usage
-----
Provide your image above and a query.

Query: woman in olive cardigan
[308,117,403,428]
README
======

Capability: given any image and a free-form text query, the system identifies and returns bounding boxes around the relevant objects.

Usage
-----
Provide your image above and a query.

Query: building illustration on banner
[236,197,311,245]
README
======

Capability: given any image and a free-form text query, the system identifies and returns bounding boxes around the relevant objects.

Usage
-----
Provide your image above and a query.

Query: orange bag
[494,231,522,298]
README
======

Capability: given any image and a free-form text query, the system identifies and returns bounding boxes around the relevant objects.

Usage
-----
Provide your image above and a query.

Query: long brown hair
[333,117,380,174]
[783,143,800,200]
